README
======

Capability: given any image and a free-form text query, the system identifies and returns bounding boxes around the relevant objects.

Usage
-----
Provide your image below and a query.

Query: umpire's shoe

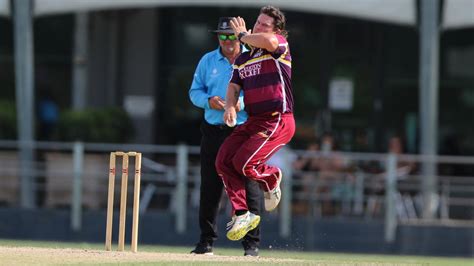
[264,168,282,211]
[190,242,213,255]
[243,241,259,257]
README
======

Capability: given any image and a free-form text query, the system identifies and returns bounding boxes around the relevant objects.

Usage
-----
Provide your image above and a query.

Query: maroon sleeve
[230,65,242,86]
[271,34,288,59]
[230,55,245,86]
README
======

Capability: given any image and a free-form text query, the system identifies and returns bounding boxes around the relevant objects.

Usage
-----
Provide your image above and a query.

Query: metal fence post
[419,0,439,219]
[353,170,365,215]
[280,147,292,238]
[13,0,36,209]
[385,153,397,242]
[72,12,89,111]
[71,141,84,231]
[175,143,188,234]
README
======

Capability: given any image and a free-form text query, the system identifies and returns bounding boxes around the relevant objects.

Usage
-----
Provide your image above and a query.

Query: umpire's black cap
[210,17,234,34]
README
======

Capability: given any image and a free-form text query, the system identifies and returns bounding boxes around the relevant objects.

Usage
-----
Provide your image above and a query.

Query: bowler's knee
[231,157,247,176]
[215,150,228,174]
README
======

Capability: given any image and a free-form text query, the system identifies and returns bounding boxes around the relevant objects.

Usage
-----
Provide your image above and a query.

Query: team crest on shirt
[238,63,261,79]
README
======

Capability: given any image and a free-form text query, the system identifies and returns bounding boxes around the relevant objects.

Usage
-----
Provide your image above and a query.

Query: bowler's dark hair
[260,5,288,38]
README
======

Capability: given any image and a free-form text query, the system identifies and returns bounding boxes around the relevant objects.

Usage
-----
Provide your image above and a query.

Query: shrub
[56,107,134,143]
[0,100,17,139]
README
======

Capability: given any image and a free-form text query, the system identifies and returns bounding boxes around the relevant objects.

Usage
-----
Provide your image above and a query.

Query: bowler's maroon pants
[216,112,295,211]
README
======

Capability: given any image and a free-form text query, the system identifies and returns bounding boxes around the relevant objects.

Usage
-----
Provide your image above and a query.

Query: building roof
[0,0,472,30]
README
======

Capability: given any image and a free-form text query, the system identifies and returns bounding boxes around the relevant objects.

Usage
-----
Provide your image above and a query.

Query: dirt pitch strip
[0,246,307,265]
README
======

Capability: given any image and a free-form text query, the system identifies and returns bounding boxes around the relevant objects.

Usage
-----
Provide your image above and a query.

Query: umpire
[189,17,262,257]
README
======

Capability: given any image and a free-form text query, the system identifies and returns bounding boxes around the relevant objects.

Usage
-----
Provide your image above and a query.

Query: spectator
[316,133,354,215]
[38,91,59,140]
[388,135,416,178]
[292,141,320,214]
[293,142,319,171]
[366,135,416,217]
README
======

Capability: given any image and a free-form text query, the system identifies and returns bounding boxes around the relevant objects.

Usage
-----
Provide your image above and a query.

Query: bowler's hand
[230,17,249,37]
[209,96,225,110]
[224,106,237,126]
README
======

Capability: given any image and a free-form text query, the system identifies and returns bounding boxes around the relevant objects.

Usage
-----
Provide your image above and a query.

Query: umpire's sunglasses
[218,34,237,41]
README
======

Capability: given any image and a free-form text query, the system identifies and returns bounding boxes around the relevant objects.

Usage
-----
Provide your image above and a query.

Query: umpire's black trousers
[199,120,261,247]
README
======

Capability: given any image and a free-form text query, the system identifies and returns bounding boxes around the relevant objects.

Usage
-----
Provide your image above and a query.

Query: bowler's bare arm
[223,83,241,125]
[240,33,278,52]
[230,17,279,52]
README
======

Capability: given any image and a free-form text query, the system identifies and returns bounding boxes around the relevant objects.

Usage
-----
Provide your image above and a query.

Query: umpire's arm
[188,58,210,109]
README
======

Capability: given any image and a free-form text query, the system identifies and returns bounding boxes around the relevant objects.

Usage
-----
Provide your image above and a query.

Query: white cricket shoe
[264,169,282,211]
[226,211,260,241]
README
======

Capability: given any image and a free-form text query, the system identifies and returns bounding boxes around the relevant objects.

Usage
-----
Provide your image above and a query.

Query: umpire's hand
[209,96,225,110]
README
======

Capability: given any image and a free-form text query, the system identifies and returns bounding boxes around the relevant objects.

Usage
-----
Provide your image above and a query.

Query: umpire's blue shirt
[189,47,247,126]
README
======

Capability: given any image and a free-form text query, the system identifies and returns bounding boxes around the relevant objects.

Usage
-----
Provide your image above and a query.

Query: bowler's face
[253,14,276,34]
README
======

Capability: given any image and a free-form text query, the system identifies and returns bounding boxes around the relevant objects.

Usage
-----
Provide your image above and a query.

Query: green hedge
[0,100,17,139]
[0,101,134,142]
[56,107,134,143]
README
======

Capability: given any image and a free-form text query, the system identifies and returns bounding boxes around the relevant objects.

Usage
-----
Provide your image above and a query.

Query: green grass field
[0,239,472,265]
